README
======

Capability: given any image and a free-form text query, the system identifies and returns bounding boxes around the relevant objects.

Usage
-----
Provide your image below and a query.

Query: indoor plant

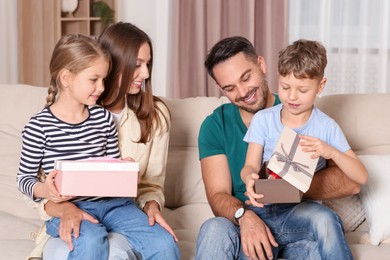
[91,1,115,27]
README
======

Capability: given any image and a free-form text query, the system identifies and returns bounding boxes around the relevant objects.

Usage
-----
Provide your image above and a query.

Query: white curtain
[0,0,18,83]
[289,0,390,95]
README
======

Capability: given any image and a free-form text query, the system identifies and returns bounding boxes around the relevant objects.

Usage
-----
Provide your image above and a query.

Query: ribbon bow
[271,143,312,178]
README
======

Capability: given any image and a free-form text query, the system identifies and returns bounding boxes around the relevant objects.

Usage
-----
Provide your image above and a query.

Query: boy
[241,39,367,259]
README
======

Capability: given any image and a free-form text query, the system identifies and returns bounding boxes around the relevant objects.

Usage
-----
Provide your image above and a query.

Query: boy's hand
[299,135,337,159]
[244,173,265,208]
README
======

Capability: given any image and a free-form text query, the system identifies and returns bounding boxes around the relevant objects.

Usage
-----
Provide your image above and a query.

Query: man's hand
[57,203,99,251]
[240,210,278,260]
[143,200,178,242]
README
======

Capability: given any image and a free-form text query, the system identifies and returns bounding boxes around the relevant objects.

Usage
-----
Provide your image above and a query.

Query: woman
[38,22,179,260]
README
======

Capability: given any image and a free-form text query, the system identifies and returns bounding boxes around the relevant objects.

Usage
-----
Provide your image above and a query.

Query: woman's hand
[122,156,135,162]
[56,202,99,251]
[143,200,178,242]
[122,157,141,184]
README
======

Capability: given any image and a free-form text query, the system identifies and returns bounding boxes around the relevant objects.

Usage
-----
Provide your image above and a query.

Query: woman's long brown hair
[98,22,169,143]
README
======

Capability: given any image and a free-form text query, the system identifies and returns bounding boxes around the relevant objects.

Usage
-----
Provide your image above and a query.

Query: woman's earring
[141,81,145,91]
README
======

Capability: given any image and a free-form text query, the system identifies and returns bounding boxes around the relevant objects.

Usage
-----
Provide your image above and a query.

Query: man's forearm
[209,192,244,223]
[304,161,360,200]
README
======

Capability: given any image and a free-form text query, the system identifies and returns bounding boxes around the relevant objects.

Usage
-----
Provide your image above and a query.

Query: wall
[0,0,18,84]
[117,0,172,97]
[0,1,172,97]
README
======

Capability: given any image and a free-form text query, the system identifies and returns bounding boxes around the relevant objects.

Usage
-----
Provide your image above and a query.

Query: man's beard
[238,104,262,114]
[237,80,270,114]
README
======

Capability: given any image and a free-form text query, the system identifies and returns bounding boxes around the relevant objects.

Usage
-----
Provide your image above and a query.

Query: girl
[17,33,170,260]
[41,23,180,259]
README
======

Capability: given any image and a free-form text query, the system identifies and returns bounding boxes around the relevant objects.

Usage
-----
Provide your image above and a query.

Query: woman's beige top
[118,101,170,209]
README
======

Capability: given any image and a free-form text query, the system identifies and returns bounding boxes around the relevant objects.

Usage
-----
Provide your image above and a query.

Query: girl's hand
[143,200,178,242]
[299,135,337,159]
[41,171,74,202]
[244,173,264,208]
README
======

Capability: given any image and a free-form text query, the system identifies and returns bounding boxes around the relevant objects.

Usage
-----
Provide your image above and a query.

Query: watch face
[235,207,245,218]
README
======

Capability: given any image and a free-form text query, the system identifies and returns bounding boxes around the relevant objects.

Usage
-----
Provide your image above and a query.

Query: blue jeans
[45,198,180,260]
[43,233,140,259]
[196,200,352,260]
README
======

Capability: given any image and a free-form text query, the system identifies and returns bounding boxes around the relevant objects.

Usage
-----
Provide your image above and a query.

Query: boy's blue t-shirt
[198,94,280,203]
[244,103,351,173]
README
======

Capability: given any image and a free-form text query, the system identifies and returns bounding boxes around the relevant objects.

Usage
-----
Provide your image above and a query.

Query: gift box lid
[267,126,318,193]
[54,157,139,172]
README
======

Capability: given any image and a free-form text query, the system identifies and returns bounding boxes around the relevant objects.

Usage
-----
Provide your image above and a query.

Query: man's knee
[196,217,240,259]
[200,217,235,235]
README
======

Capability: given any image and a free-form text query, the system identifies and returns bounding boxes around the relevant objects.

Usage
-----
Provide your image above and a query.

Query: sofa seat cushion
[163,204,214,260]
[0,211,41,240]
[0,240,36,260]
[0,211,41,259]
[349,243,390,260]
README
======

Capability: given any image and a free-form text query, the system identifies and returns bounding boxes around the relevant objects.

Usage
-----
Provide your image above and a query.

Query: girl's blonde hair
[46,33,111,107]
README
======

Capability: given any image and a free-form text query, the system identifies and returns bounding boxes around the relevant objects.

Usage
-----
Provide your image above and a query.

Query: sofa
[1,83,390,260]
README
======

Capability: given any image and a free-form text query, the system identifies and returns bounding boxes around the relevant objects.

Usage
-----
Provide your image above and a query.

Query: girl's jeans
[195,200,352,260]
[45,198,180,260]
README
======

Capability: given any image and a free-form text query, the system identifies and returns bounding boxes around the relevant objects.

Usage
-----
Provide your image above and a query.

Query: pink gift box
[54,157,139,197]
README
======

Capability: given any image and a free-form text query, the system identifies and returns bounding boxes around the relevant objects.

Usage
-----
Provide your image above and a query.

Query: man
[195,36,359,260]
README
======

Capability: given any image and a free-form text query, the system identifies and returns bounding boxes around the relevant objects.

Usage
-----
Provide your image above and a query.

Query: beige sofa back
[316,94,390,155]
[2,84,390,216]
[162,96,229,209]
[0,84,47,221]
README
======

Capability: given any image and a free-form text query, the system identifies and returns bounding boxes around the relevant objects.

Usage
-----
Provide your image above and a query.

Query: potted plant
[91,1,115,27]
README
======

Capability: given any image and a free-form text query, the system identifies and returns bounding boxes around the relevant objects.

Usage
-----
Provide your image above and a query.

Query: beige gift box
[255,127,318,203]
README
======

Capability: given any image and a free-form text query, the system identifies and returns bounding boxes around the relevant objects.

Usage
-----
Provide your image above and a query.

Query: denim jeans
[43,233,140,260]
[45,198,180,260]
[196,200,352,260]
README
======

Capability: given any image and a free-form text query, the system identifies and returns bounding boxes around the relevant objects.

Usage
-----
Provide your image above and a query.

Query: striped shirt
[17,105,120,201]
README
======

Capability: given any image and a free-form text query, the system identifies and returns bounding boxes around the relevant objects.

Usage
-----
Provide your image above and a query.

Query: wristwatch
[234,207,246,225]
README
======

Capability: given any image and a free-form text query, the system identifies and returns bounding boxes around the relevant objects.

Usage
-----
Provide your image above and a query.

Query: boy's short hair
[278,39,327,80]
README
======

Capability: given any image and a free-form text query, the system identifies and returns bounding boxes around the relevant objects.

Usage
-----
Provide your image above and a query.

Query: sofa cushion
[165,147,208,208]
[316,94,390,155]
[358,154,390,245]
[162,96,229,208]
[323,195,366,233]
